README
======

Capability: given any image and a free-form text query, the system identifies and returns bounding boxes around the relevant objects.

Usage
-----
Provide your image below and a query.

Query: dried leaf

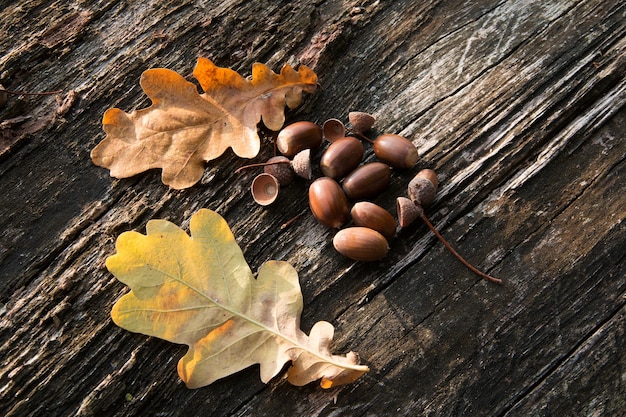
[91,58,317,189]
[108,209,368,388]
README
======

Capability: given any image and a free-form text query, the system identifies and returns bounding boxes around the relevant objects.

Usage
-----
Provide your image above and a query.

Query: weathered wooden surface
[1,0,624,416]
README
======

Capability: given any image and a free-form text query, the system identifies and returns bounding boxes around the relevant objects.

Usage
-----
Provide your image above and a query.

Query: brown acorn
[408,169,438,206]
[308,177,350,228]
[251,173,280,206]
[333,227,389,261]
[276,121,323,156]
[348,111,376,133]
[342,162,391,200]
[373,134,419,169]
[320,137,364,179]
[322,118,346,142]
[264,156,295,186]
[350,202,397,239]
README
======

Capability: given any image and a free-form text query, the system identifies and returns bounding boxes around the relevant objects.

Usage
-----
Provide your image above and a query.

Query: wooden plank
[0,0,624,416]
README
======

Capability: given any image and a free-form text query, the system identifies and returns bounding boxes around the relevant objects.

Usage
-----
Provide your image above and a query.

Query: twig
[420,212,502,284]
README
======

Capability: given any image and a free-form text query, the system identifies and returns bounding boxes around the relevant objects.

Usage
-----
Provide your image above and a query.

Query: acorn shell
[351,202,397,239]
[342,162,391,200]
[320,137,364,179]
[333,227,389,261]
[373,134,419,169]
[322,118,346,142]
[276,121,322,156]
[251,173,280,206]
[264,156,295,186]
[348,111,375,133]
[308,177,350,228]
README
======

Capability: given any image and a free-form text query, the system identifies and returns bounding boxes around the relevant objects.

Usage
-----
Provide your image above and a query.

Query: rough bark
[1,0,624,416]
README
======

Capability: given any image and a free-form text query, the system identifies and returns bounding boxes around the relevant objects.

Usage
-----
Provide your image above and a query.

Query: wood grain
[1,0,624,416]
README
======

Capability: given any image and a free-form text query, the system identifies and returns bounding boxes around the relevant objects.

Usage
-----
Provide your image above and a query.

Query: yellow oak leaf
[108,209,368,388]
[91,58,317,189]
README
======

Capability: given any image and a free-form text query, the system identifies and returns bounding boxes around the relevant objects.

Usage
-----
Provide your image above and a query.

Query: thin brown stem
[345,127,374,143]
[0,88,62,96]
[420,211,502,284]
[280,212,303,230]
[235,159,289,174]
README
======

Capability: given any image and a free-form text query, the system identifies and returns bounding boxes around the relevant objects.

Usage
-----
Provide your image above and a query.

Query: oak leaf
[91,58,317,189]
[108,209,369,388]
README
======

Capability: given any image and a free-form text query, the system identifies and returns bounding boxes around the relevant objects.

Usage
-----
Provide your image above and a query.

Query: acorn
[333,227,389,261]
[308,177,350,228]
[396,196,422,228]
[408,169,438,206]
[348,111,375,133]
[373,134,419,169]
[264,156,295,186]
[276,121,323,157]
[350,202,397,239]
[320,137,364,179]
[322,118,346,142]
[251,173,280,206]
[342,162,391,200]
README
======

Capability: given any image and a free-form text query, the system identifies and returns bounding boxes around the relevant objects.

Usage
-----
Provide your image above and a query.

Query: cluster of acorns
[242,112,440,263]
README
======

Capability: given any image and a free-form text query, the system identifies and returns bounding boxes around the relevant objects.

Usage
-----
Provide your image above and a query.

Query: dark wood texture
[1,0,624,416]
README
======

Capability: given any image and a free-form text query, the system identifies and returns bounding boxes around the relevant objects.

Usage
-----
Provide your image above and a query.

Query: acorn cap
[396,197,422,228]
[348,111,375,133]
[407,169,438,206]
[291,149,312,180]
[0,84,7,108]
[263,156,295,186]
[251,173,280,206]
[322,118,346,142]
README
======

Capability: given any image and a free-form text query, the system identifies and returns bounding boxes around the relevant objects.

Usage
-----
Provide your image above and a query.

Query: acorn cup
[291,149,312,180]
[396,196,421,228]
[0,84,7,108]
[408,169,438,206]
[348,111,375,133]
[322,118,346,142]
[251,173,280,206]
[264,156,295,186]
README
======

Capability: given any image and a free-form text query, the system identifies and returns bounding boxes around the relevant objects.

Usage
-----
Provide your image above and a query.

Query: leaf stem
[235,159,289,174]
[280,212,303,230]
[345,127,374,143]
[0,87,62,96]
[419,211,502,284]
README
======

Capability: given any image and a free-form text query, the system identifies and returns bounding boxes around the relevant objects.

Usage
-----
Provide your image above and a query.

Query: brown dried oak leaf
[91,58,318,189]
[109,209,369,389]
